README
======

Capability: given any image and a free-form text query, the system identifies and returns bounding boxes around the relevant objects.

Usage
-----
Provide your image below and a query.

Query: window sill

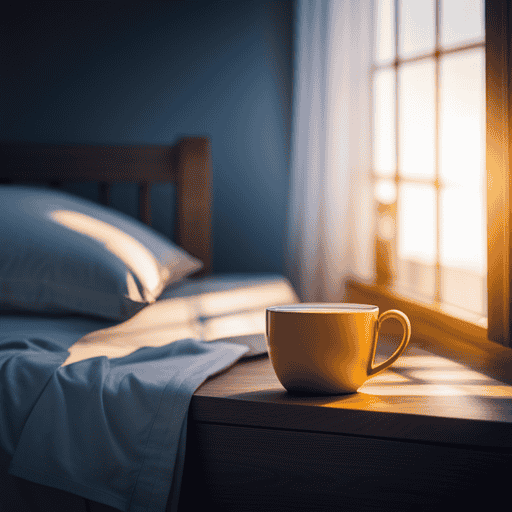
[345,278,512,387]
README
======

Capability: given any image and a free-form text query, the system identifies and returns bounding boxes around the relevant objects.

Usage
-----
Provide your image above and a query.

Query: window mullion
[486,0,512,347]
[434,0,441,305]
[393,0,399,286]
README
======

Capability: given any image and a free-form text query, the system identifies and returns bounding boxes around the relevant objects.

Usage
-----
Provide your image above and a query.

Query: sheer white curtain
[286,0,374,301]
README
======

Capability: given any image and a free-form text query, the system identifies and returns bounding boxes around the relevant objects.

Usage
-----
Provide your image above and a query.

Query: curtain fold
[286,0,374,301]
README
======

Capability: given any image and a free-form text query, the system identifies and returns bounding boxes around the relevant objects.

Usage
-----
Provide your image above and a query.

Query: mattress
[0,273,299,512]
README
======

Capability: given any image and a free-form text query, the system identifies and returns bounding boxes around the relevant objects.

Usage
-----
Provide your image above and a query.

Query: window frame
[486,0,511,347]
[371,0,487,319]
[346,0,512,381]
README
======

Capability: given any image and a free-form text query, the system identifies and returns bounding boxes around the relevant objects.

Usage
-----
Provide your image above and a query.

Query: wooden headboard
[0,137,212,275]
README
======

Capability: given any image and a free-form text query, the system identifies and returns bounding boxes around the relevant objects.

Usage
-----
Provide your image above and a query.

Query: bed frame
[0,137,212,275]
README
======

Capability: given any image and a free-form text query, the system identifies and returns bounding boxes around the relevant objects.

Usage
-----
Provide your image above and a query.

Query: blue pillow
[0,186,202,320]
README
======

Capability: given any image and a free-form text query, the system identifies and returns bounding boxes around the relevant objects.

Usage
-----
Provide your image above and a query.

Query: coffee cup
[265,303,411,395]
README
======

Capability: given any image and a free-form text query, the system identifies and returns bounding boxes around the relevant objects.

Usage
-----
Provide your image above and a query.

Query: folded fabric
[1,325,248,512]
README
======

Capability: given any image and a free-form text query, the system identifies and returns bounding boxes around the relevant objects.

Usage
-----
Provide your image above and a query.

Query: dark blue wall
[1,0,294,274]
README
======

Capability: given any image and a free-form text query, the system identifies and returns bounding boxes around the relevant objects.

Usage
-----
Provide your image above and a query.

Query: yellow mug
[266,303,411,395]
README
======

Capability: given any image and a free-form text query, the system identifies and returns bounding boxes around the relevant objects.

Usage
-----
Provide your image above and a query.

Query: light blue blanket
[0,316,248,512]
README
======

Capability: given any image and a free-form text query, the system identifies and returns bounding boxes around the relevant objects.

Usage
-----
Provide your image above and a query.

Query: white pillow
[0,186,202,320]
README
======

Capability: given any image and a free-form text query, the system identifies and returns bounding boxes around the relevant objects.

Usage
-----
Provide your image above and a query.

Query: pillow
[0,186,202,320]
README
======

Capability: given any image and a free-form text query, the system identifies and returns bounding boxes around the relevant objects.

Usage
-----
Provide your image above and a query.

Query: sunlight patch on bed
[202,309,267,341]
[61,297,200,366]
[196,282,298,317]
[61,322,200,366]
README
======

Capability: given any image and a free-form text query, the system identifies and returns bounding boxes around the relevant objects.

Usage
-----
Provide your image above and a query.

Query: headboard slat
[138,182,151,226]
[98,182,111,207]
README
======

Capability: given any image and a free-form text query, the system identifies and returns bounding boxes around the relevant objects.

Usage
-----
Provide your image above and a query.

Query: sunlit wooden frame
[486,0,511,347]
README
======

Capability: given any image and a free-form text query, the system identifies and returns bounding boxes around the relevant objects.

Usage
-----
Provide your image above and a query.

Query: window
[348,0,512,367]
[372,0,485,319]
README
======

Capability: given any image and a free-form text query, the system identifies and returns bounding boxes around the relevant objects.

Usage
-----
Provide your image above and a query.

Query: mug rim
[267,303,379,313]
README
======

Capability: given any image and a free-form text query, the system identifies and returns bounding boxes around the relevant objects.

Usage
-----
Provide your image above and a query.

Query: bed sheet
[0,274,298,512]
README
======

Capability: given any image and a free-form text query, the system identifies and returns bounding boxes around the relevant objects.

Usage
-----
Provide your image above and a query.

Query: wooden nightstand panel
[178,422,511,512]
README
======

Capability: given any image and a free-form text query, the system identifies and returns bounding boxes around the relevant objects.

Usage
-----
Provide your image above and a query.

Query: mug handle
[367,309,411,377]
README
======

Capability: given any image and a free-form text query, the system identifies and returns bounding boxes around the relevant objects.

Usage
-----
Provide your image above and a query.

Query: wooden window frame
[372,0,486,316]
[346,0,512,383]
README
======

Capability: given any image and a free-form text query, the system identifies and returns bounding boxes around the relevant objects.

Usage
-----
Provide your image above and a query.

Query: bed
[0,137,299,512]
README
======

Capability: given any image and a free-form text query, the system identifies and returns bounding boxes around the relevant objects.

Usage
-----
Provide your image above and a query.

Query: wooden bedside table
[177,338,512,511]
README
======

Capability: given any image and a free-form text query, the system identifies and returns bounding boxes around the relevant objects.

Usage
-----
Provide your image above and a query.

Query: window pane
[399,59,436,179]
[441,0,484,49]
[373,69,396,177]
[439,48,485,188]
[396,259,435,301]
[398,0,435,59]
[375,0,395,64]
[440,186,485,274]
[441,267,486,316]
[398,183,436,264]
[374,178,397,204]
